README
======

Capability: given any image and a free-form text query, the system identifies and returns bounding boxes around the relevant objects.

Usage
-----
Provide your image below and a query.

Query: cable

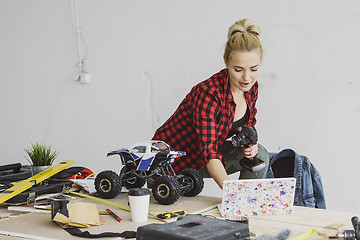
[70,0,90,83]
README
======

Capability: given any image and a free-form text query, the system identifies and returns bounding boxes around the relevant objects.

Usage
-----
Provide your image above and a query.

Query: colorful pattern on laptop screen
[222,178,296,220]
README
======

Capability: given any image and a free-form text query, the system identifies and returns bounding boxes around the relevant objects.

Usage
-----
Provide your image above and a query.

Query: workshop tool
[231,126,266,172]
[0,163,32,182]
[5,181,71,204]
[337,216,360,240]
[0,163,22,173]
[106,208,122,222]
[157,210,187,219]
[68,191,130,211]
[68,191,167,223]
[0,161,73,204]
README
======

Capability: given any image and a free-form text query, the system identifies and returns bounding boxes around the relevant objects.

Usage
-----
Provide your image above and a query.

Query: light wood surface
[0,193,221,240]
[206,205,358,239]
[0,192,358,239]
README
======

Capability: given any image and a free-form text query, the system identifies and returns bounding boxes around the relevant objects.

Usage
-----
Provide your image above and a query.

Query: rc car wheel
[94,170,122,199]
[152,175,181,205]
[179,168,204,197]
[120,166,146,189]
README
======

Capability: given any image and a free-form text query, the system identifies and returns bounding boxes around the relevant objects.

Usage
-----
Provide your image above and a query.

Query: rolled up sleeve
[192,89,223,167]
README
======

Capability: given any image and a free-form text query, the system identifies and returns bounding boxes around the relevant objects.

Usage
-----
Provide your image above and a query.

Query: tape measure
[157,210,187,219]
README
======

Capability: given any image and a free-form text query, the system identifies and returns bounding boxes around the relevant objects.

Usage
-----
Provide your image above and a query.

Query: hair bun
[227,18,261,40]
[223,18,263,64]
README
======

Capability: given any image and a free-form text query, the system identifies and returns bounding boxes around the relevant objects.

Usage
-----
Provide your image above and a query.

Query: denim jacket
[266,149,326,209]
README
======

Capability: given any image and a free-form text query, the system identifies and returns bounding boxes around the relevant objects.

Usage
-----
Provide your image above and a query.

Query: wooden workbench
[0,192,358,239]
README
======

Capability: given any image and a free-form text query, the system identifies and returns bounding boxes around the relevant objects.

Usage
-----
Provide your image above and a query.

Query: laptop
[220,177,296,220]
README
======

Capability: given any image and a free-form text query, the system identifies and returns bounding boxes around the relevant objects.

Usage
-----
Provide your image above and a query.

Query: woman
[152,18,268,189]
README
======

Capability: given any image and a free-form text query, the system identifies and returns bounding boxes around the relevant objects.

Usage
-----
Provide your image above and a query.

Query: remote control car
[94,141,204,205]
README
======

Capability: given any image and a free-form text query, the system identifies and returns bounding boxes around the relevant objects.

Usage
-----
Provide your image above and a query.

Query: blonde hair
[223,18,262,64]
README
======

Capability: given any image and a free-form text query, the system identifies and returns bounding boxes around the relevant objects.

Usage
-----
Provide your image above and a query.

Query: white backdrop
[1,0,359,212]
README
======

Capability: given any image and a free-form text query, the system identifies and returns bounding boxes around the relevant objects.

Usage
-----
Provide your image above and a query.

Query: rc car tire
[179,168,204,197]
[152,175,181,205]
[120,166,146,189]
[94,170,122,199]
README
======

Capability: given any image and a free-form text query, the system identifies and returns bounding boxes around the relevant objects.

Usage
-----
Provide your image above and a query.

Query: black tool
[337,216,360,240]
[0,163,31,182]
[231,126,266,173]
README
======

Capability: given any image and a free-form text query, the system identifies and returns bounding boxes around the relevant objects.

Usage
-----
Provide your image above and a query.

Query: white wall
[1,0,359,212]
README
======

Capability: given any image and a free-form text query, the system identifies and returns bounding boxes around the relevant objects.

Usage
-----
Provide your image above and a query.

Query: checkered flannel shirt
[152,68,258,172]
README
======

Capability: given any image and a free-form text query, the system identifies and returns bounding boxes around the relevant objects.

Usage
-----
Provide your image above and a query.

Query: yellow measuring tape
[67,191,167,223]
[68,191,130,211]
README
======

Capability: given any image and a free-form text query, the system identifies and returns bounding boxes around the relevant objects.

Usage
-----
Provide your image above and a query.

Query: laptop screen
[221,177,296,220]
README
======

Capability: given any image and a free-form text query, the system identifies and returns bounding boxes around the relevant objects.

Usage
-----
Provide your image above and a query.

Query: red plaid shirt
[152,68,258,172]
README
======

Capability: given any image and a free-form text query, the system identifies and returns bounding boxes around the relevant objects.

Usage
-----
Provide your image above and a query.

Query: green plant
[24,142,59,166]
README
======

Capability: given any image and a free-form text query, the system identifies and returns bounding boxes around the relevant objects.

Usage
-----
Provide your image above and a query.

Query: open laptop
[220,177,296,220]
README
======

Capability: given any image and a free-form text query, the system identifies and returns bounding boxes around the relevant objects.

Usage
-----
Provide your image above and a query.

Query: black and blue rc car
[94,141,204,205]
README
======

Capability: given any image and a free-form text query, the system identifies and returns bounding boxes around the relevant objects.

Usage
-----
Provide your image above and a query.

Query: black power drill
[337,216,360,240]
[231,126,266,173]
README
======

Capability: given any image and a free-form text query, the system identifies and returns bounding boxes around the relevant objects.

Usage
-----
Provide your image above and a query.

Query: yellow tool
[157,210,187,219]
[68,191,167,223]
[288,229,317,240]
[68,191,130,211]
[0,160,73,205]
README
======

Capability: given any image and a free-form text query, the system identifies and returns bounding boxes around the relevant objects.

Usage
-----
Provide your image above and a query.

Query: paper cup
[128,188,151,222]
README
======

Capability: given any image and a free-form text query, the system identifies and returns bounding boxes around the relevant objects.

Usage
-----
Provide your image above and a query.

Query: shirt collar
[224,68,234,103]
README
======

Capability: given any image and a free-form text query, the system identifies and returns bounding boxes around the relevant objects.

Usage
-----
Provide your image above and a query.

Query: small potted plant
[25,142,59,175]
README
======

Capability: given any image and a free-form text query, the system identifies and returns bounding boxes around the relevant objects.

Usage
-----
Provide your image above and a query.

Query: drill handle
[351,216,360,239]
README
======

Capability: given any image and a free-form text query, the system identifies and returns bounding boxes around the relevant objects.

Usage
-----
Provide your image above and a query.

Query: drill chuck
[337,230,356,240]
[231,126,258,148]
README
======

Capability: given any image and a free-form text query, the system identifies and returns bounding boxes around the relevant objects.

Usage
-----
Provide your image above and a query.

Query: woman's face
[226,50,262,93]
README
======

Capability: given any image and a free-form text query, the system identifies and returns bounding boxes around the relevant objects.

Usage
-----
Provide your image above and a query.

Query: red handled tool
[106,208,122,222]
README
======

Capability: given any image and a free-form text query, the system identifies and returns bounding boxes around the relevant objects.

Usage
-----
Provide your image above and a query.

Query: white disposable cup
[128,188,151,222]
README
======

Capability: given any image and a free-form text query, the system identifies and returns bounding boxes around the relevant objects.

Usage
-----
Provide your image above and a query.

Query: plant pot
[30,165,50,176]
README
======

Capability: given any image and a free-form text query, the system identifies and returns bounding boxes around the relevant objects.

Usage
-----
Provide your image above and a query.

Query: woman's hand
[243,143,258,159]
